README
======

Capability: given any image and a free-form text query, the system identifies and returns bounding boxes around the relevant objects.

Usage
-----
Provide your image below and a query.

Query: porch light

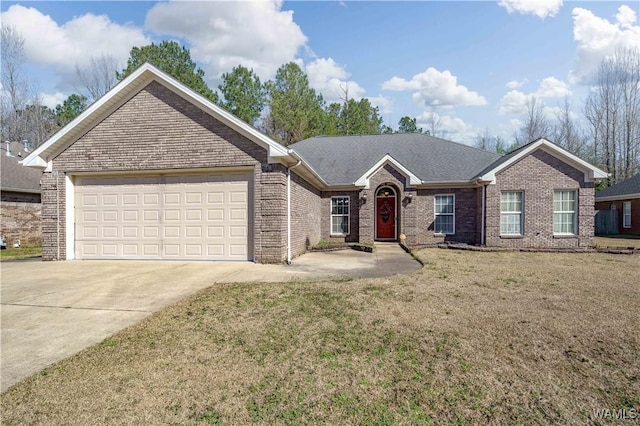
[406,192,413,199]
[362,193,368,200]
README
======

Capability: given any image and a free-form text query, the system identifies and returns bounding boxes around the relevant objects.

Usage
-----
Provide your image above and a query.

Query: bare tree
[75,54,119,101]
[584,48,640,184]
[515,96,550,147]
[423,107,442,137]
[1,25,29,142]
[474,128,508,154]
[552,97,585,156]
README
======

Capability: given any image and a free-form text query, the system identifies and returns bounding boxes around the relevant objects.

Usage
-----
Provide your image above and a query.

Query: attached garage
[74,172,252,260]
[23,63,298,263]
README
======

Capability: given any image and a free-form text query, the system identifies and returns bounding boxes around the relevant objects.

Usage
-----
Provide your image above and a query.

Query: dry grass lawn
[2,249,639,425]
[594,235,640,249]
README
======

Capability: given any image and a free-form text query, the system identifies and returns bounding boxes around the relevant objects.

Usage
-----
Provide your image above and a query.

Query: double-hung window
[434,194,454,234]
[500,191,523,235]
[623,202,631,228]
[331,196,350,235]
[553,190,577,235]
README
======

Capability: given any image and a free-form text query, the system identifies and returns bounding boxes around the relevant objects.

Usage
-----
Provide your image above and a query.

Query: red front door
[376,195,396,239]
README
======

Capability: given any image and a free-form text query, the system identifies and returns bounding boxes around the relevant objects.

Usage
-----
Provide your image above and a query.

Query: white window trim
[553,190,577,236]
[623,202,631,228]
[330,196,350,236]
[500,191,524,236]
[434,194,455,235]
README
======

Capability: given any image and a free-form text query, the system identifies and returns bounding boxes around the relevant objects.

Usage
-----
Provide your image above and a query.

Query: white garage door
[75,173,251,260]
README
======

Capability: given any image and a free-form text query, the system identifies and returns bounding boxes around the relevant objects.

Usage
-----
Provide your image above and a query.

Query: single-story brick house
[22,63,607,262]
[595,174,640,235]
[1,141,42,247]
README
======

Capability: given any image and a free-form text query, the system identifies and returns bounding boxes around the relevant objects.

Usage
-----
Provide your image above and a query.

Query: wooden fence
[595,210,619,235]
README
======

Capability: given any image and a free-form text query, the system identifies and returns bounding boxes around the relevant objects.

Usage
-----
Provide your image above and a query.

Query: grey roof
[596,173,640,199]
[1,142,42,193]
[289,133,502,185]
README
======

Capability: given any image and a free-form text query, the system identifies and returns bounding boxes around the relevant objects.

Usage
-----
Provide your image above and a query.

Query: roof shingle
[289,133,501,185]
[596,174,640,199]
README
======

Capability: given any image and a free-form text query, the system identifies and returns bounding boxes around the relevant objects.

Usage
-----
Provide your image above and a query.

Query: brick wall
[320,191,361,243]
[411,187,479,245]
[41,172,66,260]
[43,81,289,263]
[332,163,480,246]
[290,170,321,256]
[595,199,640,235]
[0,192,41,247]
[485,149,595,248]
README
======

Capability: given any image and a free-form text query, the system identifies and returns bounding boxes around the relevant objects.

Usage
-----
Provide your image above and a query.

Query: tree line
[2,26,638,186]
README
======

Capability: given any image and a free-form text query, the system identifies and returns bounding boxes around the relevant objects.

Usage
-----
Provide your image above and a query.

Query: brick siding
[595,198,640,235]
[0,192,41,247]
[290,171,321,256]
[43,81,288,263]
[485,149,595,248]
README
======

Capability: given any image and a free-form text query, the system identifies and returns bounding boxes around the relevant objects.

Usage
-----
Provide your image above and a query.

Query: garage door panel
[123,244,139,256]
[102,194,118,205]
[123,227,138,238]
[102,226,118,238]
[75,172,250,260]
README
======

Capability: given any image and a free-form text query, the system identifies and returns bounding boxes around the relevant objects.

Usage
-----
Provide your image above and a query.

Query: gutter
[286,159,302,264]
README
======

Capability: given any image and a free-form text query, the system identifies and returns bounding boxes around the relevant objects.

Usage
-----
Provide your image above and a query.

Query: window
[623,202,631,228]
[553,190,577,235]
[501,191,523,235]
[331,196,350,235]
[434,194,454,234]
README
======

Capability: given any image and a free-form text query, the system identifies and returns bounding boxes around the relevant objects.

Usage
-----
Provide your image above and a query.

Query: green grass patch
[0,246,42,261]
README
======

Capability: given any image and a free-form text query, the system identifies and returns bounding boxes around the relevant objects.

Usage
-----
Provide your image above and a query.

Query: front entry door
[376,188,396,240]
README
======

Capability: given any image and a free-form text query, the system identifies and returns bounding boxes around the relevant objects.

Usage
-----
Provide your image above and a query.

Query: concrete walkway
[1,244,420,392]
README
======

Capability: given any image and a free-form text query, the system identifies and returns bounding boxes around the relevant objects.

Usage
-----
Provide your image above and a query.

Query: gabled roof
[354,154,422,188]
[596,174,640,201]
[22,63,290,170]
[289,133,501,186]
[1,142,41,193]
[475,138,608,183]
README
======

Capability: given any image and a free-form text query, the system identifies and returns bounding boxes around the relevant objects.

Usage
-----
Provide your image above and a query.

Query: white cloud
[381,67,486,108]
[506,79,527,89]
[570,6,640,84]
[616,4,637,29]
[499,90,531,115]
[416,111,476,143]
[367,95,393,115]
[0,5,149,90]
[145,0,307,84]
[39,92,67,109]
[305,58,365,103]
[499,76,571,114]
[534,77,571,98]
[498,0,563,19]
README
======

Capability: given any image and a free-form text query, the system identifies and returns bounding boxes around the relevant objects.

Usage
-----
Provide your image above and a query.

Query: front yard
[1,249,638,425]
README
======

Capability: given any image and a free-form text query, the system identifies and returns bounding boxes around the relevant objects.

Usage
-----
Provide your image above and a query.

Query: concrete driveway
[1,244,420,391]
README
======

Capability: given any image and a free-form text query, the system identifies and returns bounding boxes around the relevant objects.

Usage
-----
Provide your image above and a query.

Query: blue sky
[1,1,639,144]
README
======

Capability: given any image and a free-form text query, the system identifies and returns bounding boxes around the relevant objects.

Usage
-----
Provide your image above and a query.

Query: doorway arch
[375,186,397,240]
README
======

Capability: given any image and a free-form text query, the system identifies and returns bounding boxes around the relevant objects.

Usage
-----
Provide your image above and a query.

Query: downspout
[56,171,60,260]
[286,160,302,264]
[481,184,486,246]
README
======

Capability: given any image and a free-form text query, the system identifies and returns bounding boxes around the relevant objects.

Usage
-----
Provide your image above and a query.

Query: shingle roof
[289,133,502,185]
[596,174,640,199]
[1,142,42,193]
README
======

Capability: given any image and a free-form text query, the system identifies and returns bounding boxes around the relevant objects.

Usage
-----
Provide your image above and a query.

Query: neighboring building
[22,63,608,262]
[595,174,640,235]
[1,141,42,247]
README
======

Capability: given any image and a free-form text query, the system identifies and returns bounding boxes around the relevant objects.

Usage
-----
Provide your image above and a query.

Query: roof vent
[23,140,31,153]
[5,141,12,157]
